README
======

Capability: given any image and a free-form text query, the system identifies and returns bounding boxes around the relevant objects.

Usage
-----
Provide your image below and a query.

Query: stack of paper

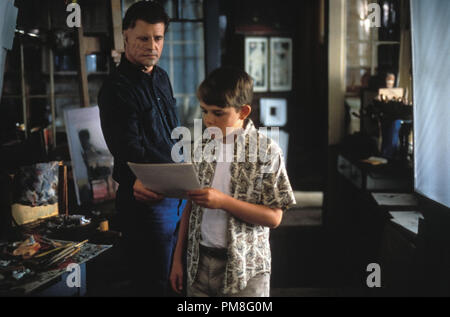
[372,193,419,206]
[389,211,424,235]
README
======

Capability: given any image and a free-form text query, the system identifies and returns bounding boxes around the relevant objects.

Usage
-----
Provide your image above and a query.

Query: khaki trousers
[187,246,270,297]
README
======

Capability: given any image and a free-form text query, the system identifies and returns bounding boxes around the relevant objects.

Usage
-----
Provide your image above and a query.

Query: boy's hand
[170,259,184,294]
[187,188,227,209]
[133,179,164,203]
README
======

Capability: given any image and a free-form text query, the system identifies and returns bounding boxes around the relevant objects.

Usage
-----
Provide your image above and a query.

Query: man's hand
[187,188,227,209]
[169,258,184,294]
[133,179,164,203]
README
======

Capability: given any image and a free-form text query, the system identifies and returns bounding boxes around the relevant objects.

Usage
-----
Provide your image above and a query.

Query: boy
[170,67,296,297]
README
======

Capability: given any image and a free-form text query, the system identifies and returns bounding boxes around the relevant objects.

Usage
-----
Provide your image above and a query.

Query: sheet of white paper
[0,0,7,48]
[389,211,424,234]
[128,162,201,199]
[372,193,419,206]
[0,0,18,100]
[1,0,18,50]
[389,211,424,220]
[0,48,6,100]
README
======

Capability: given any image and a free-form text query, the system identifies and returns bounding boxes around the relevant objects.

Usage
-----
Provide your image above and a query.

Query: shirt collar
[201,119,256,147]
[242,118,255,136]
[228,119,256,138]
[117,54,157,81]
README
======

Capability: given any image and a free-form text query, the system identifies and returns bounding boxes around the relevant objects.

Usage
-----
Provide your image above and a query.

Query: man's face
[123,20,165,71]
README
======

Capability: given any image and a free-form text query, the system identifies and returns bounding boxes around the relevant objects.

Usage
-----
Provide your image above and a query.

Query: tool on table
[58,162,69,218]
[12,236,41,260]
[43,239,88,267]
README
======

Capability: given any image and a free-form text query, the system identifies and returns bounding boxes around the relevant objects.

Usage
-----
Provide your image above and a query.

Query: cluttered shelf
[339,89,414,192]
[0,101,123,296]
[337,152,413,192]
[343,154,412,176]
[0,160,121,296]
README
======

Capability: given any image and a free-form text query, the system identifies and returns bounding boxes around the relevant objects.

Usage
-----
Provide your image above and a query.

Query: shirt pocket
[166,97,179,128]
[142,106,163,144]
[249,172,263,204]
[234,162,262,204]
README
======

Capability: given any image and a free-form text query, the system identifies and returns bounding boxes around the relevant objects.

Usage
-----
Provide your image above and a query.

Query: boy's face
[200,102,250,138]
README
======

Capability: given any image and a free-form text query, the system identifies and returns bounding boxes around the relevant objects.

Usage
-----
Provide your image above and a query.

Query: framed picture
[260,98,287,127]
[270,37,292,91]
[245,37,269,92]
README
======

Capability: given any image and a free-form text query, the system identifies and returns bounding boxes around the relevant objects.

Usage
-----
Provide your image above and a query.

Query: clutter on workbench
[0,234,88,291]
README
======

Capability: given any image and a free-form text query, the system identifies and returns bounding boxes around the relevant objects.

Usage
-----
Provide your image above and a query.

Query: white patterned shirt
[200,142,233,248]
[187,120,296,294]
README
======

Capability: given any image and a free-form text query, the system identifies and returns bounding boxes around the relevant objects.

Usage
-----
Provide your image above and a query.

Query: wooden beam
[48,7,56,148]
[20,40,28,139]
[111,0,124,53]
[84,36,101,55]
[328,0,346,145]
[76,26,90,108]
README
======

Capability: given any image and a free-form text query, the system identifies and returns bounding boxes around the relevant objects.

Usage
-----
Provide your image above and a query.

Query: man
[98,1,186,296]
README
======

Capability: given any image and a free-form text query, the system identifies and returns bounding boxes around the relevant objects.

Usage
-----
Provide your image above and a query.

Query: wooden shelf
[2,94,81,99]
[41,71,109,76]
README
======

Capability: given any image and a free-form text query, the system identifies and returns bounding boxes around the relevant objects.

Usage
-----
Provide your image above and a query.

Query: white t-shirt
[200,141,234,249]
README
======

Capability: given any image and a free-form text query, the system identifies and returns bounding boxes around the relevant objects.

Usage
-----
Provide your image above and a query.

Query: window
[159,0,205,130]
[124,0,205,130]
[346,0,400,95]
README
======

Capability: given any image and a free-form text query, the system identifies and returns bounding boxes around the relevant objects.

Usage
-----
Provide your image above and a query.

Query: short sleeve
[260,143,296,211]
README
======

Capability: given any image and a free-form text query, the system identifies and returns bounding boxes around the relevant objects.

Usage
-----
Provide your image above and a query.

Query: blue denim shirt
[98,55,183,215]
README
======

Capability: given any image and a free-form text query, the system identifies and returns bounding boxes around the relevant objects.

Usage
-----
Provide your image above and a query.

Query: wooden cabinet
[337,154,412,191]
[327,152,415,291]
[330,151,450,296]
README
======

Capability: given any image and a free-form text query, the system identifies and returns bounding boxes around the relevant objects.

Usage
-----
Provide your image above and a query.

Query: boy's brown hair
[197,67,254,110]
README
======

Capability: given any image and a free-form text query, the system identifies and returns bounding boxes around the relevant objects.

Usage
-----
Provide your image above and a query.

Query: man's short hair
[123,1,170,32]
[197,67,254,110]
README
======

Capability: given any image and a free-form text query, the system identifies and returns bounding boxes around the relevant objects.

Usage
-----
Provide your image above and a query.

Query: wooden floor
[86,192,371,297]
[270,207,367,297]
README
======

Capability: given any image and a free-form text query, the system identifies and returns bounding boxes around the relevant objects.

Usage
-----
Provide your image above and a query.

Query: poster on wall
[64,106,117,205]
[245,37,269,92]
[270,37,292,92]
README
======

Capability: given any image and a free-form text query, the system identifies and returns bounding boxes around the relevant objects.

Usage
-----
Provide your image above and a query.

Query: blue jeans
[116,186,186,296]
